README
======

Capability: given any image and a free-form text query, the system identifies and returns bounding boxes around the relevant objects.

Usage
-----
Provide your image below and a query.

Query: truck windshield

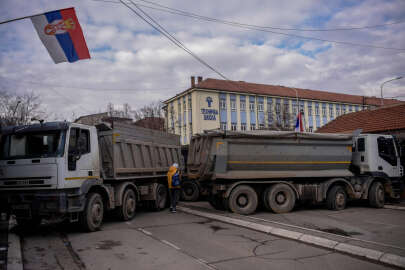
[1,130,65,160]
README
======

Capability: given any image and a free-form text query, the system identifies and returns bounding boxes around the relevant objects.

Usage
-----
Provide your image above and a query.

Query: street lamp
[380,76,403,105]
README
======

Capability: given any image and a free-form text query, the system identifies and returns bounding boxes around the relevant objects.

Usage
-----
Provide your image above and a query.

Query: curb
[384,205,405,211]
[7,233,22,270]
[178,206,405,269]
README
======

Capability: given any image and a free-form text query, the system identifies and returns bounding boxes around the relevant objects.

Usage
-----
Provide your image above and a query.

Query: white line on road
[161,240,181,250]
[195,258,218,270]
[138,228,152,236]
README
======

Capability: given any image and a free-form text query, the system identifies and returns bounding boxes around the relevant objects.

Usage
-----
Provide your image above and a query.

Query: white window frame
[231,123,237,131]
[230,100,236,111]
[257,103,264,112]
[249,102,255,112]
[220,99,226,110]
[220,122,227,131]
[250,124,256,130]
[240,101,246,111]
[241,123,247,131]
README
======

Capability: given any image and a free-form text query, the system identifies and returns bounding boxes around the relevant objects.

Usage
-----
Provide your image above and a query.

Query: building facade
[164,77,401,145]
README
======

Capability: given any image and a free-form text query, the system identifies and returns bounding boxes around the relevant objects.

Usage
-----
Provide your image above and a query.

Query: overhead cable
[120,0,230,80]
[92,0,405,51]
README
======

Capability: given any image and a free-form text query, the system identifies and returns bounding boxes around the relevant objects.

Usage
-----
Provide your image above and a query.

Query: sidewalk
[179,202,405,269]
[0,216,22,270]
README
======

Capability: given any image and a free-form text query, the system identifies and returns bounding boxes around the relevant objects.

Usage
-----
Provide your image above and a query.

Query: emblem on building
[206,97,213,107]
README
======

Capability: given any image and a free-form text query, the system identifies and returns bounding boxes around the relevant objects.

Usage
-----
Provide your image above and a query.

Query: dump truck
[0,121,184,231]
[187,130,403,215]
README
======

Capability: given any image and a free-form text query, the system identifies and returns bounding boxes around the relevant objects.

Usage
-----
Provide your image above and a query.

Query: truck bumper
[0,189,84,219]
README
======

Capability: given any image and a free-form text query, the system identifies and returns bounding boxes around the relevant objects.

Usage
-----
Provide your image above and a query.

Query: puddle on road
[210,225,228,233]
[96,240,122,250]
[319,228,362,237]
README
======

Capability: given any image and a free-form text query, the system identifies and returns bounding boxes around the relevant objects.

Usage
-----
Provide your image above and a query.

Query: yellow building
[163,77,400,145]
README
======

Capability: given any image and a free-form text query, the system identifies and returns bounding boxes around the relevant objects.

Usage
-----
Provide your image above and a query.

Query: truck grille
[0,176,52,188]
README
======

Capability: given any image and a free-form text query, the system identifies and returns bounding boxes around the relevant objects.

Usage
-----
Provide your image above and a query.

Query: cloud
[0,0,404,120]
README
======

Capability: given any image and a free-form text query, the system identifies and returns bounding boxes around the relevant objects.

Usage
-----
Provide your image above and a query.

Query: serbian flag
[294,112,304,132]
[31,8,90,64]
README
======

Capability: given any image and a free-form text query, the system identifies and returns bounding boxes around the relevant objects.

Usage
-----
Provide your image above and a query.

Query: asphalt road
[19,207,396,270]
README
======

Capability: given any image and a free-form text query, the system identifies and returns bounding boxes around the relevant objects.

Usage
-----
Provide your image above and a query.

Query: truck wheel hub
[237,195,248,207]
[336,193,345,206]
[276,193,286,204]
[92,203,102,223]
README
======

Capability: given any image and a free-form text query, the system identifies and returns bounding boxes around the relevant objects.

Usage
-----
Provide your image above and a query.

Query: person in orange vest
[167,163,181,213]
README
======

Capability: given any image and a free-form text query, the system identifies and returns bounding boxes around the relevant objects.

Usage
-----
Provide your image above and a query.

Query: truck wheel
[326,186,347,211]
[116,188,136,221]
[151,184,168,211]
[369,182,385,208]
[81,192,104,232]
[228,185,258,215]
[181,181,200,201]
[263,184,296,214]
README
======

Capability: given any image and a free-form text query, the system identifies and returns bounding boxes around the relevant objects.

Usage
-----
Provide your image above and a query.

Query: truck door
[377,136,399,178]
[64,127,94,188]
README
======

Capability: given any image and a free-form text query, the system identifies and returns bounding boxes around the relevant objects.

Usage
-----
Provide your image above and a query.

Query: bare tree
[0,91,46,127]
[133,101,164,121]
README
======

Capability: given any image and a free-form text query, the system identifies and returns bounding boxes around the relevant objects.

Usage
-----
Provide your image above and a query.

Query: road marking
[195,258,217,270]
[138,228,152,236]
[161,240,181,250]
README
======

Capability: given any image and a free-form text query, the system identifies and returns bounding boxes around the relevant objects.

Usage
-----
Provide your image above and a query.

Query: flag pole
[0,7,74,25]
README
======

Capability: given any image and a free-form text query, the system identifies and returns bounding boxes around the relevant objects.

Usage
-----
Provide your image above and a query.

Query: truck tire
[150,184,168,211]
[263,184,296,214]
[369,181,385,208]
[181,181,200,201]
[228,185,258,215]
[116,188,136,221]
[326,186,347,211]
[80,192,104,232]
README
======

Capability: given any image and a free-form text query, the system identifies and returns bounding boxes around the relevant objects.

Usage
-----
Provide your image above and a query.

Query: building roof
[316,103,405,133]
[164,78,402,106]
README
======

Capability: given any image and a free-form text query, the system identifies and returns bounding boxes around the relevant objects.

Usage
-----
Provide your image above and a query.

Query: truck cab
[352,134,403,178]
[0,122,100,222]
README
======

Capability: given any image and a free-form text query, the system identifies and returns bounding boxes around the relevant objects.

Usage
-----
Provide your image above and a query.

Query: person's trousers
[169,188,180,209]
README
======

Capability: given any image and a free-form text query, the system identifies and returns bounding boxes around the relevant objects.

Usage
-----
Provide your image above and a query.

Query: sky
[0,0,404,120]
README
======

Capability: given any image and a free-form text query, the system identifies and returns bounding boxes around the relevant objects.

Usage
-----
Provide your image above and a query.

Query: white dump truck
[0,121,184,231]
[187,130,404,214]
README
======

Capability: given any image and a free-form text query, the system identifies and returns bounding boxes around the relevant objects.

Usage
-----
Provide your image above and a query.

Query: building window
[308,105,312,115]
[267,112,273,125]
[250,124,256,130]
[276,103,281,113]
[231,123,237,131]
[315,106,319,116]
[220,122,227,131]
[329,106,334,117]
[342,105,346,114]
[308,127,313,132]
[240,100,246,111]
[259,123,265,129]
[293,103,297,115]
[188,96,192,109]
[322,106,326,116]
[258,103,264,112]
[349,106,352,113]
[249,102,255,112]
[241,123,246,131]
[230,100,236,111]
[220,98,226,110]
[183,125,186,134]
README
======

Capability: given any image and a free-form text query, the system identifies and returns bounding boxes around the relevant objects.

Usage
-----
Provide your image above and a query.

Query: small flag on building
[31,7,90,64]
[295,112,304,132]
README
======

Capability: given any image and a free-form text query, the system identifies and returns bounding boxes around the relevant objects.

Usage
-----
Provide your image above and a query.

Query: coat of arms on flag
[31,7,90,64]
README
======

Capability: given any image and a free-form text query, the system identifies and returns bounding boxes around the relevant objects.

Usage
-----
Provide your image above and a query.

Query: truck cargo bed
[97,122,183,180]
[187,130,354,180]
